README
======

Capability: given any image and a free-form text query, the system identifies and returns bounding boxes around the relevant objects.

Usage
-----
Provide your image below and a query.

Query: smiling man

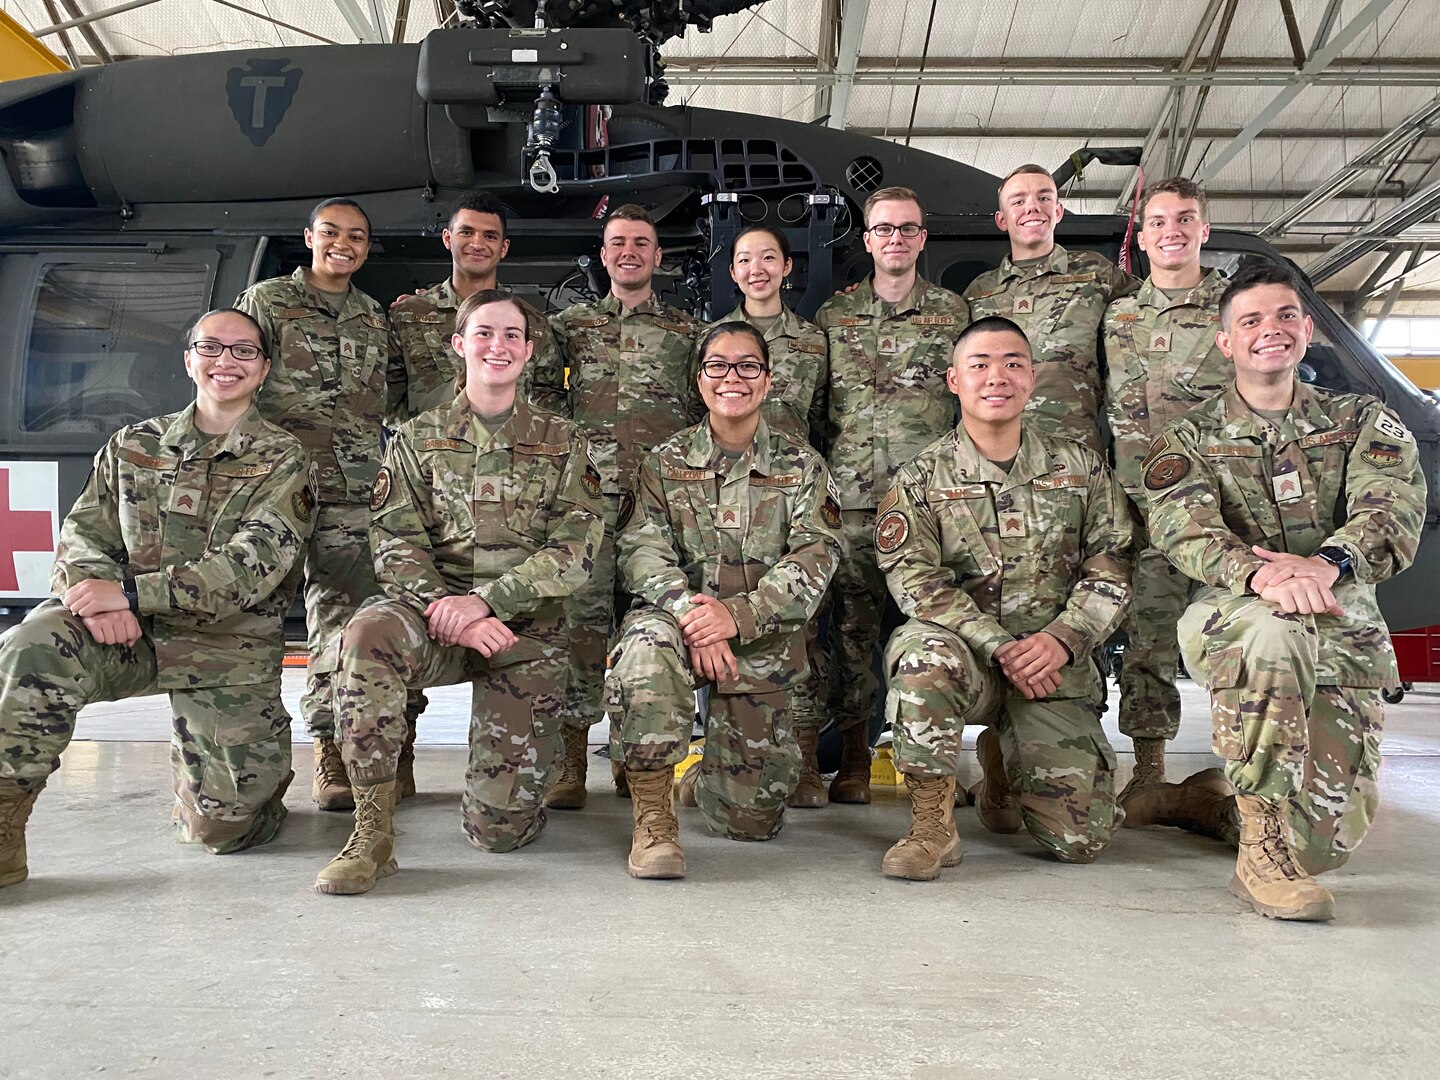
[876,317,1134,879]
[1146,259,1425,921]
[1101,176,1236,828]
[965,164,1136,452]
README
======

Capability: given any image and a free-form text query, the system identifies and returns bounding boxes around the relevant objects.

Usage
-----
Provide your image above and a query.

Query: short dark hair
[1218,258,1305,328]
[997,164,1055,203]
[953,315,1032,358]
[307,197,370,233]
[454,288,529,337]
[605,203,656,235]
[448,192,510,237]
[732,225,792,263]
[187,307,269,358]
[1139,175,1208,221]
[697,320,770,368]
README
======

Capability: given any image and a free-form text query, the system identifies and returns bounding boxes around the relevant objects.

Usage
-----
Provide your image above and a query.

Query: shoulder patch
[292,485,315,524]
[876,486,900,516]
[1144,453,1191,491]
[875,510,910,554]
[1374,411,1412,443]
[1139,433,1171,471]
[370,467,392,512]
[582,454,603,498]
[821,475,842,529]
[1360,441,1403,469]
[617,490,636,530]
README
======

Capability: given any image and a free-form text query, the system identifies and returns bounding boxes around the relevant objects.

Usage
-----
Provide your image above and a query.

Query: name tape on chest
[750,474,803,487]
[422,438,468,452]
[1031,474,1086,491]
[663,467,717,482]
[1297,430,1357,450]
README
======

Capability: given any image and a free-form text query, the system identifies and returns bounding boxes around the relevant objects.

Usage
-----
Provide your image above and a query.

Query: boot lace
[317,744,349,791]
[335,789,386,863]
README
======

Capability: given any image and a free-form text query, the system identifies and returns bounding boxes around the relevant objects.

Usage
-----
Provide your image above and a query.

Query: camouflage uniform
[1103,269,1231,741]
[712,303,831,736]
[0,404,313,852]
[605,418,841,840]
[335,396,603,850]
[235,267,412,743]
[965,244,1137,452]
[815,276,966,734]
[1147,381,1425,873]
[388,278,562,421]
[546,294,701,739]
[878,423,1135,862]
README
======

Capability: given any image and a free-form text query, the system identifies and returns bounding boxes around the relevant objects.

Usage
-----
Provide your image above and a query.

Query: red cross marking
[0,469,55,591]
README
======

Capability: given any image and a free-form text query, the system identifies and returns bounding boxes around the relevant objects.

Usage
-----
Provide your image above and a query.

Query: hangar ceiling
[4,0,1440,318]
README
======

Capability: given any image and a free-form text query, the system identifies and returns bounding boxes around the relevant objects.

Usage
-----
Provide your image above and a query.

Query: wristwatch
[121,576,141,615]
[1315,546,1354,580]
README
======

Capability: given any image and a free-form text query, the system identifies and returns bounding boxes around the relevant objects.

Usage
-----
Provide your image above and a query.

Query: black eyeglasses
[865,223,923,238]
[701,359,769,380]
[190,339,264,361]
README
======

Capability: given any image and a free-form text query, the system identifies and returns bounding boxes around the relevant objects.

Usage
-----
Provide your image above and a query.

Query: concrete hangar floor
[4,674,1438,1079]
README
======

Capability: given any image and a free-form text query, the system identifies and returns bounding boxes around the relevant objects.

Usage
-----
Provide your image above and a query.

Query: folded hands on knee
[63,579,143,646]
[680,595,740,683]
[1247,546,1344,617]
[994,632,1070,701]
[425,594,517,656]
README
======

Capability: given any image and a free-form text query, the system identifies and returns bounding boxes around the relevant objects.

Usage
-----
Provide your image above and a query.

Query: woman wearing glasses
[235,198,419,814]
[604,322,843,879]
[0,309,315,887]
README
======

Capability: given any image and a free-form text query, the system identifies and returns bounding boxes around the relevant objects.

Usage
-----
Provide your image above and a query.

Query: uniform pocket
[1202,641,1250,761]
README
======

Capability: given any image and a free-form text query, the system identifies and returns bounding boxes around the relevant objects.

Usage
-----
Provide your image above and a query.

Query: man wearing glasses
[605,322,841,878]
[0,309,315,885]
[965,164,1136,453]
[816,185,969,804]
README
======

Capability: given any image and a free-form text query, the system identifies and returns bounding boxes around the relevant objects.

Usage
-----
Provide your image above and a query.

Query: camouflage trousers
[1118,545,1193,741]
[302,500,424,741]
[605,609,800,841]
[829,509,891,734]
[560,493,622,735]
[1179,592,1383,875]
[790,595,830,734]
[886,620,1118,863]
[334,597,566,852]
[0,600,292,854]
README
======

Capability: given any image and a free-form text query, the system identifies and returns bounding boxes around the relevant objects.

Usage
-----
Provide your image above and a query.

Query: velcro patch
[1360,441,1402,469]
[876,486,900,515]
[1112,313,1140,323]
[570,317,609,329]
[292,485,315,524]
[793,340,826,354]
[119,449,173,470]
[875,510,910,554]
[422,438,468,452]
[277,307,313,319]
[361,315,387,330]
[520,442,570,457]
[369,467,391,512]
[930,485,989,501]
[1139,434,1170,471]
[1299,430,1357,449]
[211,462,274,478]
[1052,272,1097,284]
[821,475,842,529]
[836,317,865,327]
[1032,474,1086,490]
[750,474,803,487]
[617,490,636,530]
[909,315,956,326]
[654,319,694,335]
[662,467,716,481]
[582,459,602,498]
[1374,412,1411,443]
[1144,453,1191,491]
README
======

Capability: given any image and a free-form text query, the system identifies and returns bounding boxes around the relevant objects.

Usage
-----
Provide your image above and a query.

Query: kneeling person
[0,309,315,883]
[316,291,603,895]
[605,322,842,878]
[879,317,1135,879]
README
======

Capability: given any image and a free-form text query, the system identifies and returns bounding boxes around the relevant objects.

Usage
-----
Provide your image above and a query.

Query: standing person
[235,198,420,813]
[1102,177,1235,828]
[712,225,832,807]
[315,291,603,896]
[544,204,701,809]
[815,186,967,804]
[0,309,315,885]
[878,317,1134,879]
[389,192,561,420]
[605,323,841,879]
[965,164,1136,452]
[1147,260,1424,920]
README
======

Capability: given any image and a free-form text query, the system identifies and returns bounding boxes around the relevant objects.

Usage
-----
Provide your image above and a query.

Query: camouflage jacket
[877,422,1134,699]
[711,303,828,445]
[617,417,843,693]
[52,403,315,689]
[369,396,604,662]
[965,244,1137,450]
[1103,269,1231,501]
[544,293,702,495]
[1145,381,1426,685]
[815,275,968,510]
[235,267,401,505]
[388,277,561,421]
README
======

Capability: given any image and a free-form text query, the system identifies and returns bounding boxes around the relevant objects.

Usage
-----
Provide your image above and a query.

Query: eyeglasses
[701,359,769,380]
[865,223,923,238]
[189,339,264,361]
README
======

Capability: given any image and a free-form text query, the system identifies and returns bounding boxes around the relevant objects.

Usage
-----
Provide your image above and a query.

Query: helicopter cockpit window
[23,264,207,435]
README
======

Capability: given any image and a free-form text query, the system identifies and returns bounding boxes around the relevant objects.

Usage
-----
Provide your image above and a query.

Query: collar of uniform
[681,415,774,474]
[1285,379,1333,438]
[861,274,930,318]
[997,243,1070,284]
[1135,266,1227,314]
[1219,381,1283,440]
[599,292,667,319]
[949,422,1046,489]
[290,264,375,321]
[426,277,462,311]
[461,397,536,451]
[160,401,262,458]
[719,303,804,340]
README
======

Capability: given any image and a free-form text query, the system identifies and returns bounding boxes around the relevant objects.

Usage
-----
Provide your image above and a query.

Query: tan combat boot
[882,774,962,881]
[786,726,828,808]
[1123,767,1240,846]
[545,727,590,810]
[675,760,700,808]
[968,727,1022,834]
[314,780,399,895]
[1229,793,1334,921]
[625,767,685,879]
[1117,736,1167,814]
[828,723,872,804]
[396,720,418,801]
[312,738,355,812]
[0,780,44,889]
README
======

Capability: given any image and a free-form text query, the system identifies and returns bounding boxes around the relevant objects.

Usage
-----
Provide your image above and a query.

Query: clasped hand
[1248,546,1344,616]
[680,594,741,684]
[994,631,1070,701]
[63,579,143,646]
[425,594,516,656]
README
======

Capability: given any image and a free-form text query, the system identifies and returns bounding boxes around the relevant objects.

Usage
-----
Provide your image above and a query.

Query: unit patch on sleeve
[1143,453,1191,491]
[821,475,842,529]
[875,510,910,554]
[1360,441,1403,469]
[292,484,316,524]
[617,491,636,531]
[369,467,392,512]
[581,450,602,498]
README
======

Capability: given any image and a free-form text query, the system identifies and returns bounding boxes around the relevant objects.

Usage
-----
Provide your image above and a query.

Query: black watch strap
[121,576,141,615]
[1316,546,1353,579]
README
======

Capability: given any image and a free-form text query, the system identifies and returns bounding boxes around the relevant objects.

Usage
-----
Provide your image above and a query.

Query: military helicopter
[0,0,1436,644]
